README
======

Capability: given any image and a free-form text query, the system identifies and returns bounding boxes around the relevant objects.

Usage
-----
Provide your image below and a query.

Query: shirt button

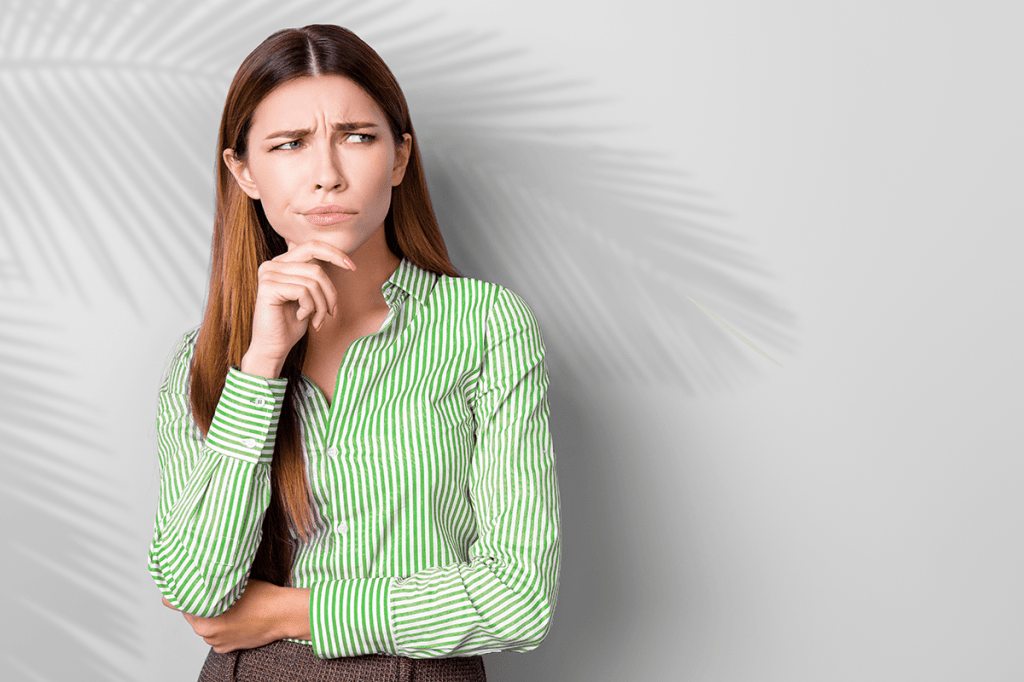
[326,446,338,457]
[305,386,315,397]
[336,521,349,534]
[253,397,267,407]
[242,438,257,449]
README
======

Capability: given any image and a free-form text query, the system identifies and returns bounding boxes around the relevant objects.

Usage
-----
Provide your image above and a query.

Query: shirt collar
[381,258,437,308]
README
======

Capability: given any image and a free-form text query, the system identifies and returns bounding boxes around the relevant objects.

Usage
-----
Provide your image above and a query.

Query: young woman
[148,25,560,681]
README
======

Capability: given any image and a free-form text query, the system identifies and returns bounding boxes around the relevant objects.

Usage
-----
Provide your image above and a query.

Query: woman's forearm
[165,581,311,652]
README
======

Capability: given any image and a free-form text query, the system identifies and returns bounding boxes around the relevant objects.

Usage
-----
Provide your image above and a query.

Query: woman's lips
[303,206,356,226]
[304,212,354,226]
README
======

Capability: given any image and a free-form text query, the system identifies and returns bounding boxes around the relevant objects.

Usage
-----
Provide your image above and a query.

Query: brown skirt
[198,640,487,682]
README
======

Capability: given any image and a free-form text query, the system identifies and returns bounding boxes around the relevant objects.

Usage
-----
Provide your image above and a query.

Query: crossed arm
[162,579,309,653]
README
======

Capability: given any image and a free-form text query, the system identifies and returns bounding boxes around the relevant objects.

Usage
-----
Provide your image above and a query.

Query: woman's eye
[348,133,375,144]
[273,140,301,150]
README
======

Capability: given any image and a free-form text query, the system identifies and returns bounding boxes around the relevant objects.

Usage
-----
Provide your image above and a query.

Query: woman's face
[225,75,411,257]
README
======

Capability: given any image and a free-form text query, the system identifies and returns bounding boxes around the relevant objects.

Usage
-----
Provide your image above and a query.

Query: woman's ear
[391,133,413,187]
[223,149,261,200]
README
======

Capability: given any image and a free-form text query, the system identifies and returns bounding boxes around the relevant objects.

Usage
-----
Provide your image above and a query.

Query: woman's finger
[260,274,327,327]
[289,286,317,323]
[258,261,338,317]
[273,240,356,271]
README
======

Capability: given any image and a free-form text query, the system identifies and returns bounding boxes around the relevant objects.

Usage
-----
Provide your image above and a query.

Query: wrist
[240,349,287,379]
[272,587,312,641]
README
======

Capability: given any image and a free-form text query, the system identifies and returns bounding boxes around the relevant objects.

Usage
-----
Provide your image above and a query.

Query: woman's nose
[313,143,345,192]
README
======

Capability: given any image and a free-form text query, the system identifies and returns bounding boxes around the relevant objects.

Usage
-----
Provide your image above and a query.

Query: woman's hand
[241,241,355,378]
[162,580,312,653]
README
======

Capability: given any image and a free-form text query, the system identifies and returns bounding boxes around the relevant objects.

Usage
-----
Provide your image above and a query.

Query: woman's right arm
[147,329,288,618]
[149,241,352,618]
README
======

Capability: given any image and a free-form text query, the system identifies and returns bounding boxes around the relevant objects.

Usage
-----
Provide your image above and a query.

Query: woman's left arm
[309,288,561,659]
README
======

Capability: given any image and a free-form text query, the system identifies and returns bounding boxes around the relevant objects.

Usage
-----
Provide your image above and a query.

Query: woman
[148,24,560,681]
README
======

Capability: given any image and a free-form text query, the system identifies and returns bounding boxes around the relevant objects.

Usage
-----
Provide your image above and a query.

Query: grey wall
[2,1,1021,680]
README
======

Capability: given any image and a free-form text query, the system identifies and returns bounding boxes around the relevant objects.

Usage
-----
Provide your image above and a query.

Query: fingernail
[332,304,337,316]
[345,256,356,270]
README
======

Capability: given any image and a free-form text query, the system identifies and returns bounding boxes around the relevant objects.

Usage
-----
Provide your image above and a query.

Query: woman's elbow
[493,579,558,652]
[149,554,245,618]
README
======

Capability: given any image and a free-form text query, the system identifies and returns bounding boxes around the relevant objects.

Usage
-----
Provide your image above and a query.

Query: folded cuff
[310,578,394,659]
[205,367,288,464]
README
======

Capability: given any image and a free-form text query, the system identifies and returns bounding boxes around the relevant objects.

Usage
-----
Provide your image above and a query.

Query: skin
[162,74,413,652]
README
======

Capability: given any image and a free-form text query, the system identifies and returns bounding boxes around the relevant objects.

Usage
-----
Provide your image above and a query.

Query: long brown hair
[190,25,458,585]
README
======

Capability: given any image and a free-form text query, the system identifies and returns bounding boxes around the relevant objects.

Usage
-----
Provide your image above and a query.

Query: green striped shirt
[148,259,560,659]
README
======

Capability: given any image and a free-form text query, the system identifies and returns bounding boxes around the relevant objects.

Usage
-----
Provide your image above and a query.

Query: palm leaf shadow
[0,299,140,681]
[0,0,797,679]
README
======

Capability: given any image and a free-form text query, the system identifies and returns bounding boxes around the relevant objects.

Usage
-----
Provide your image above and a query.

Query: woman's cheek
[363,157,398,219]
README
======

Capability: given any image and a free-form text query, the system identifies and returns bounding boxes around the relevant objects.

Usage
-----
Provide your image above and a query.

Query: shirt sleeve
[147,329,289,617]
[308,287,561,658]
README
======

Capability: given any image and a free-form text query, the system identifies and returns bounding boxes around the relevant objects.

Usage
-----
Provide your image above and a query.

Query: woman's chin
[276,220,389,261]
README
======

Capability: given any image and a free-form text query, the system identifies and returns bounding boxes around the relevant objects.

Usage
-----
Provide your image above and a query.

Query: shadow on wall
[0,0,797,680]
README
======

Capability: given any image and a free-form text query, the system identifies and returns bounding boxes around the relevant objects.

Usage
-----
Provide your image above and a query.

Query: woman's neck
[302,225,399,376]
[318,226,399,321]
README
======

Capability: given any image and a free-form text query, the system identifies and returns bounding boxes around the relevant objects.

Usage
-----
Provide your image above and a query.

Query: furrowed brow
[263,123,379,140]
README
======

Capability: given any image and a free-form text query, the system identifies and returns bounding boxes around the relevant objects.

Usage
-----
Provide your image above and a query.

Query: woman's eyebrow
[263,122,379,140]
[333,122,379,132]
[264,128,311,140]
